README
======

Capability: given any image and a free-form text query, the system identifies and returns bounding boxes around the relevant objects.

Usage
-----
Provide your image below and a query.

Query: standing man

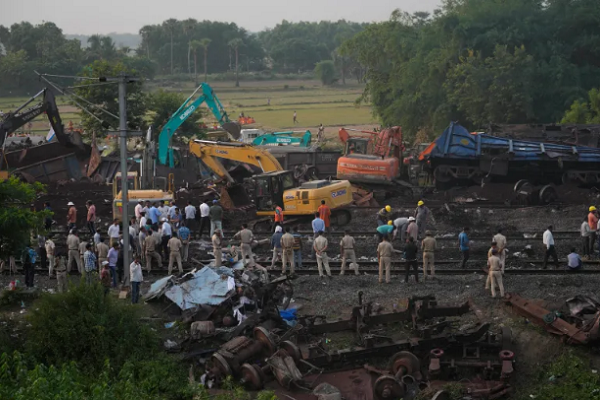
[406,217,418,243]
[86,200,96,235]
[134,200,144,222]
[145,229,161,272]
[108,219,120,248]
[421,231,436,279]
[66,201,77,231]
[487,249,505,298]
[543,225,559,269]
[21,245,36,288]
[160,218,172,259]
[392,217,409,243]
[317,123,325,143]
[581,216,591,258]
[234,224,254,262]
[292,226,303,270]
[589,206,599,254]
[311,212,325,254]
[377,235,394,284]
[274,205,284,228]
[138,227,147,263]
[414,200,430,239]
[377,206,392,226]
[148,202,161,228]
[107,242,119,288]
[55,252,67,293]
[37,232,47,273]
[281,227,295,275]
[199,199,210,238]
[139,211,148,231]
[45,235,56,278]
[178,223,191,262]
[403,237,419,283]
[130,256,143,304]
[293,110,298,124]
[212,229,223,267]
[158,201,170,221]
[96,237,109,270]
[209,200,223,237]
[93,229,101,247]
[377,221,395,242]
[168,201,178,220]
[83,243,97,285]
[270,226,284,269]
[340,230,358,276]
[66,230,81,274]
[459,227,470,269]
[492,228,507,271]
[318,200,331,232]
[78,237,88,274]
[44,202,53,231]
[184,201,197,233]
[168,234,183,275]
[313,231,332,280]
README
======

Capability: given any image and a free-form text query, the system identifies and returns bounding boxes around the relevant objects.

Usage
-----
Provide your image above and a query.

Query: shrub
[26,282,158,375]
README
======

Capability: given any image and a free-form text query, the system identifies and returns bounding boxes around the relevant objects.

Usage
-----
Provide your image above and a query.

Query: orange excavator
[337,126,405,185]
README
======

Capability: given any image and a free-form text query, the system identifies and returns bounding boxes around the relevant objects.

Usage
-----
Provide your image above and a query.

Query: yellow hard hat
[388,220,393,225]
[418,200,424,206]
[385,205,391,212]
[590,206,597,212]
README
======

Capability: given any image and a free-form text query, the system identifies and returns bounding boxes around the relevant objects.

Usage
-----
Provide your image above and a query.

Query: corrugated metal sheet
[164,267,235,310]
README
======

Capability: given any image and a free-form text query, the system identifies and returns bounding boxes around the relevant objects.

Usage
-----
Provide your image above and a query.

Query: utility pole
[118,76,131,280]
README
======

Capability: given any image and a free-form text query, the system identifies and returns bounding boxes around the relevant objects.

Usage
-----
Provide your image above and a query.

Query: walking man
[108,219,120,248]
[145,229,162,272]
[403,237,419,283]
[184,201,197,233]
[313,231,332,280]
[199,199,210,237]
[421,230,436,279]
[83,243,97,285]
[377,235,394,284]
[209,200,223,237]
[340,230,358,275]
[86,200,96,235]
[168,234,183,275]
[293,110,298,124]
[292,226,303,269]
[487,249,505,298]
[589,206,598,253]
[67,201,77,231]
[212,229,223,267]
[270,226,283,268]
[45,235,56,277]
[281,227,295,275]
[234,224,254,261]
[66,230,82,274]
[130,256,143,304]
[543,225,559,269]
[459,227,470,269]
[178,223,191,262]
[318,200,331,232]
[581,216,591,258]
[492,228,507,270]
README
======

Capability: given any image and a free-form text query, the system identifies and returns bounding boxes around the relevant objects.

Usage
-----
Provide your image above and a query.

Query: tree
[148,90,204,136]
[199,38,212,83]
[74,60,147,135]
[314,60,337,85]
[228,38,243,87]
[163,19,178,74]
[190,38,211,85]
[561,88,600,124]
[0,50,28,89]
[0,177,46,261]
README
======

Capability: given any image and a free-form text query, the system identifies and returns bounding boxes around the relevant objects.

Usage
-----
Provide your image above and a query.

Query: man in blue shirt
[311,212,325,255]
[178,223,191,262]
[148,203,161,227]
[377,221,395,242]
[458,226,470,268]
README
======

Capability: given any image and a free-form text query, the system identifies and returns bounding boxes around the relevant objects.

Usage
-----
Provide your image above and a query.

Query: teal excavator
[157,83,241,167]
[251,130,312,147]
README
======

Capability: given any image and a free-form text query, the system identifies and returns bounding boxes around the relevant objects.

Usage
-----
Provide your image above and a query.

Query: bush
[314,60,337,86]
[26,283,158,375]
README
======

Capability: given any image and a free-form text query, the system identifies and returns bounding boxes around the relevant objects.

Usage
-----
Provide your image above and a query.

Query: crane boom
[157,83,239,167]
[188,140,283,183]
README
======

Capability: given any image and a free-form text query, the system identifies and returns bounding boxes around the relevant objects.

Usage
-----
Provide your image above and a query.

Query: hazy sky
[2,0,441,35]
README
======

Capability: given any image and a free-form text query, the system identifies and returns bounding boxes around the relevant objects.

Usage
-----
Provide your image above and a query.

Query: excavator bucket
[219,184,253,210]
[222,122,242,140]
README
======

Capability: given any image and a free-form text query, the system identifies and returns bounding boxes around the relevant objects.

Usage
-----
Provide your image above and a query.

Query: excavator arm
[157,83,240,167]
[189,140,283,183]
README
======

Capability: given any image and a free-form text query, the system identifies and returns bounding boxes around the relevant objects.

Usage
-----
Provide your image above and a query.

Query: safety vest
[274,206,284,223]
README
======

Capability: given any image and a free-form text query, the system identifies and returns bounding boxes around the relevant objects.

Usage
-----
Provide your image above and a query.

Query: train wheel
[332,209,352,226]
[373,375,405,400]
[433,165,453,183]
[539,185,558,205]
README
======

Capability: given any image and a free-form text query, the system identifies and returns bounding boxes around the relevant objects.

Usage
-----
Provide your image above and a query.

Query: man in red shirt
[588,206,598,253]
[318,200,331,232]
[274,205,284,228]
[86,200,96,235]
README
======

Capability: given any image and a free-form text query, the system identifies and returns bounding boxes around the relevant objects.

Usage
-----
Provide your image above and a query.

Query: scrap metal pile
[146,267,516,399]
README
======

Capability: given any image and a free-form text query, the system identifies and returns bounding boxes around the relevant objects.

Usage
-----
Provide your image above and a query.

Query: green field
[0,79,375,134]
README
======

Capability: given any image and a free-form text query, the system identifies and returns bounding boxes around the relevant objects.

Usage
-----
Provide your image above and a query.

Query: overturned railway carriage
[422,122,600,190]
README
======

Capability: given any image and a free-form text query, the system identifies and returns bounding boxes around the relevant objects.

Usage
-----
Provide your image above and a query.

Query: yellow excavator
[189,140,353,226]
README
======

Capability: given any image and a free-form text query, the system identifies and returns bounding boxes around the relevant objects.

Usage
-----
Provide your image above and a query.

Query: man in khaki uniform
[54,252,68,293]
[212,229,223,267]
[233,224,254,261]
[78,238,88,274]
[421,230,436,278]
[340,230,358,275]
[280,227,295,274]
[487,249,505,298]
[144,229,162,272]
[66,230,82,274]
[168,234,183,275]
[313,231,332,279]
[377,235,394,284]
[96,237,109,269]
[492,228,507,271]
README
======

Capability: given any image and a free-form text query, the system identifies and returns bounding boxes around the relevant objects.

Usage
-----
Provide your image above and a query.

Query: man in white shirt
[160,218,172,258]
[567,247,582,271]
[45,236,56,277]
[139,211,148,230]
[134,200,144,222]
[392,217,409,242]
[184,201,197,233]
[581,217,591,258]
[158,201,169,220]
[130,255,143,304]
[93,230,101,246]
[492,228,507,270]
[199,199,210,237]
[542,225,559,269]
[107,219,120,247]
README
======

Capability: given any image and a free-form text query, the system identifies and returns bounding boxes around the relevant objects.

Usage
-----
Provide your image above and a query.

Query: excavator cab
[253,171,296,211]
[345,137,371,156]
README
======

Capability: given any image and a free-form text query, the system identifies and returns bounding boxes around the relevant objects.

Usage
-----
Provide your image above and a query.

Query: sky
[1,0,441,35]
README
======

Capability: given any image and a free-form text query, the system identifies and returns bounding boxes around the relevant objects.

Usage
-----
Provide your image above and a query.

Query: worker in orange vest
[274,205,284,228]
[318,200,331,232]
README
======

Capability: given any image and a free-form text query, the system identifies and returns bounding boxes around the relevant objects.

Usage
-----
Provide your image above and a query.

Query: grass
[0,79,376,134]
